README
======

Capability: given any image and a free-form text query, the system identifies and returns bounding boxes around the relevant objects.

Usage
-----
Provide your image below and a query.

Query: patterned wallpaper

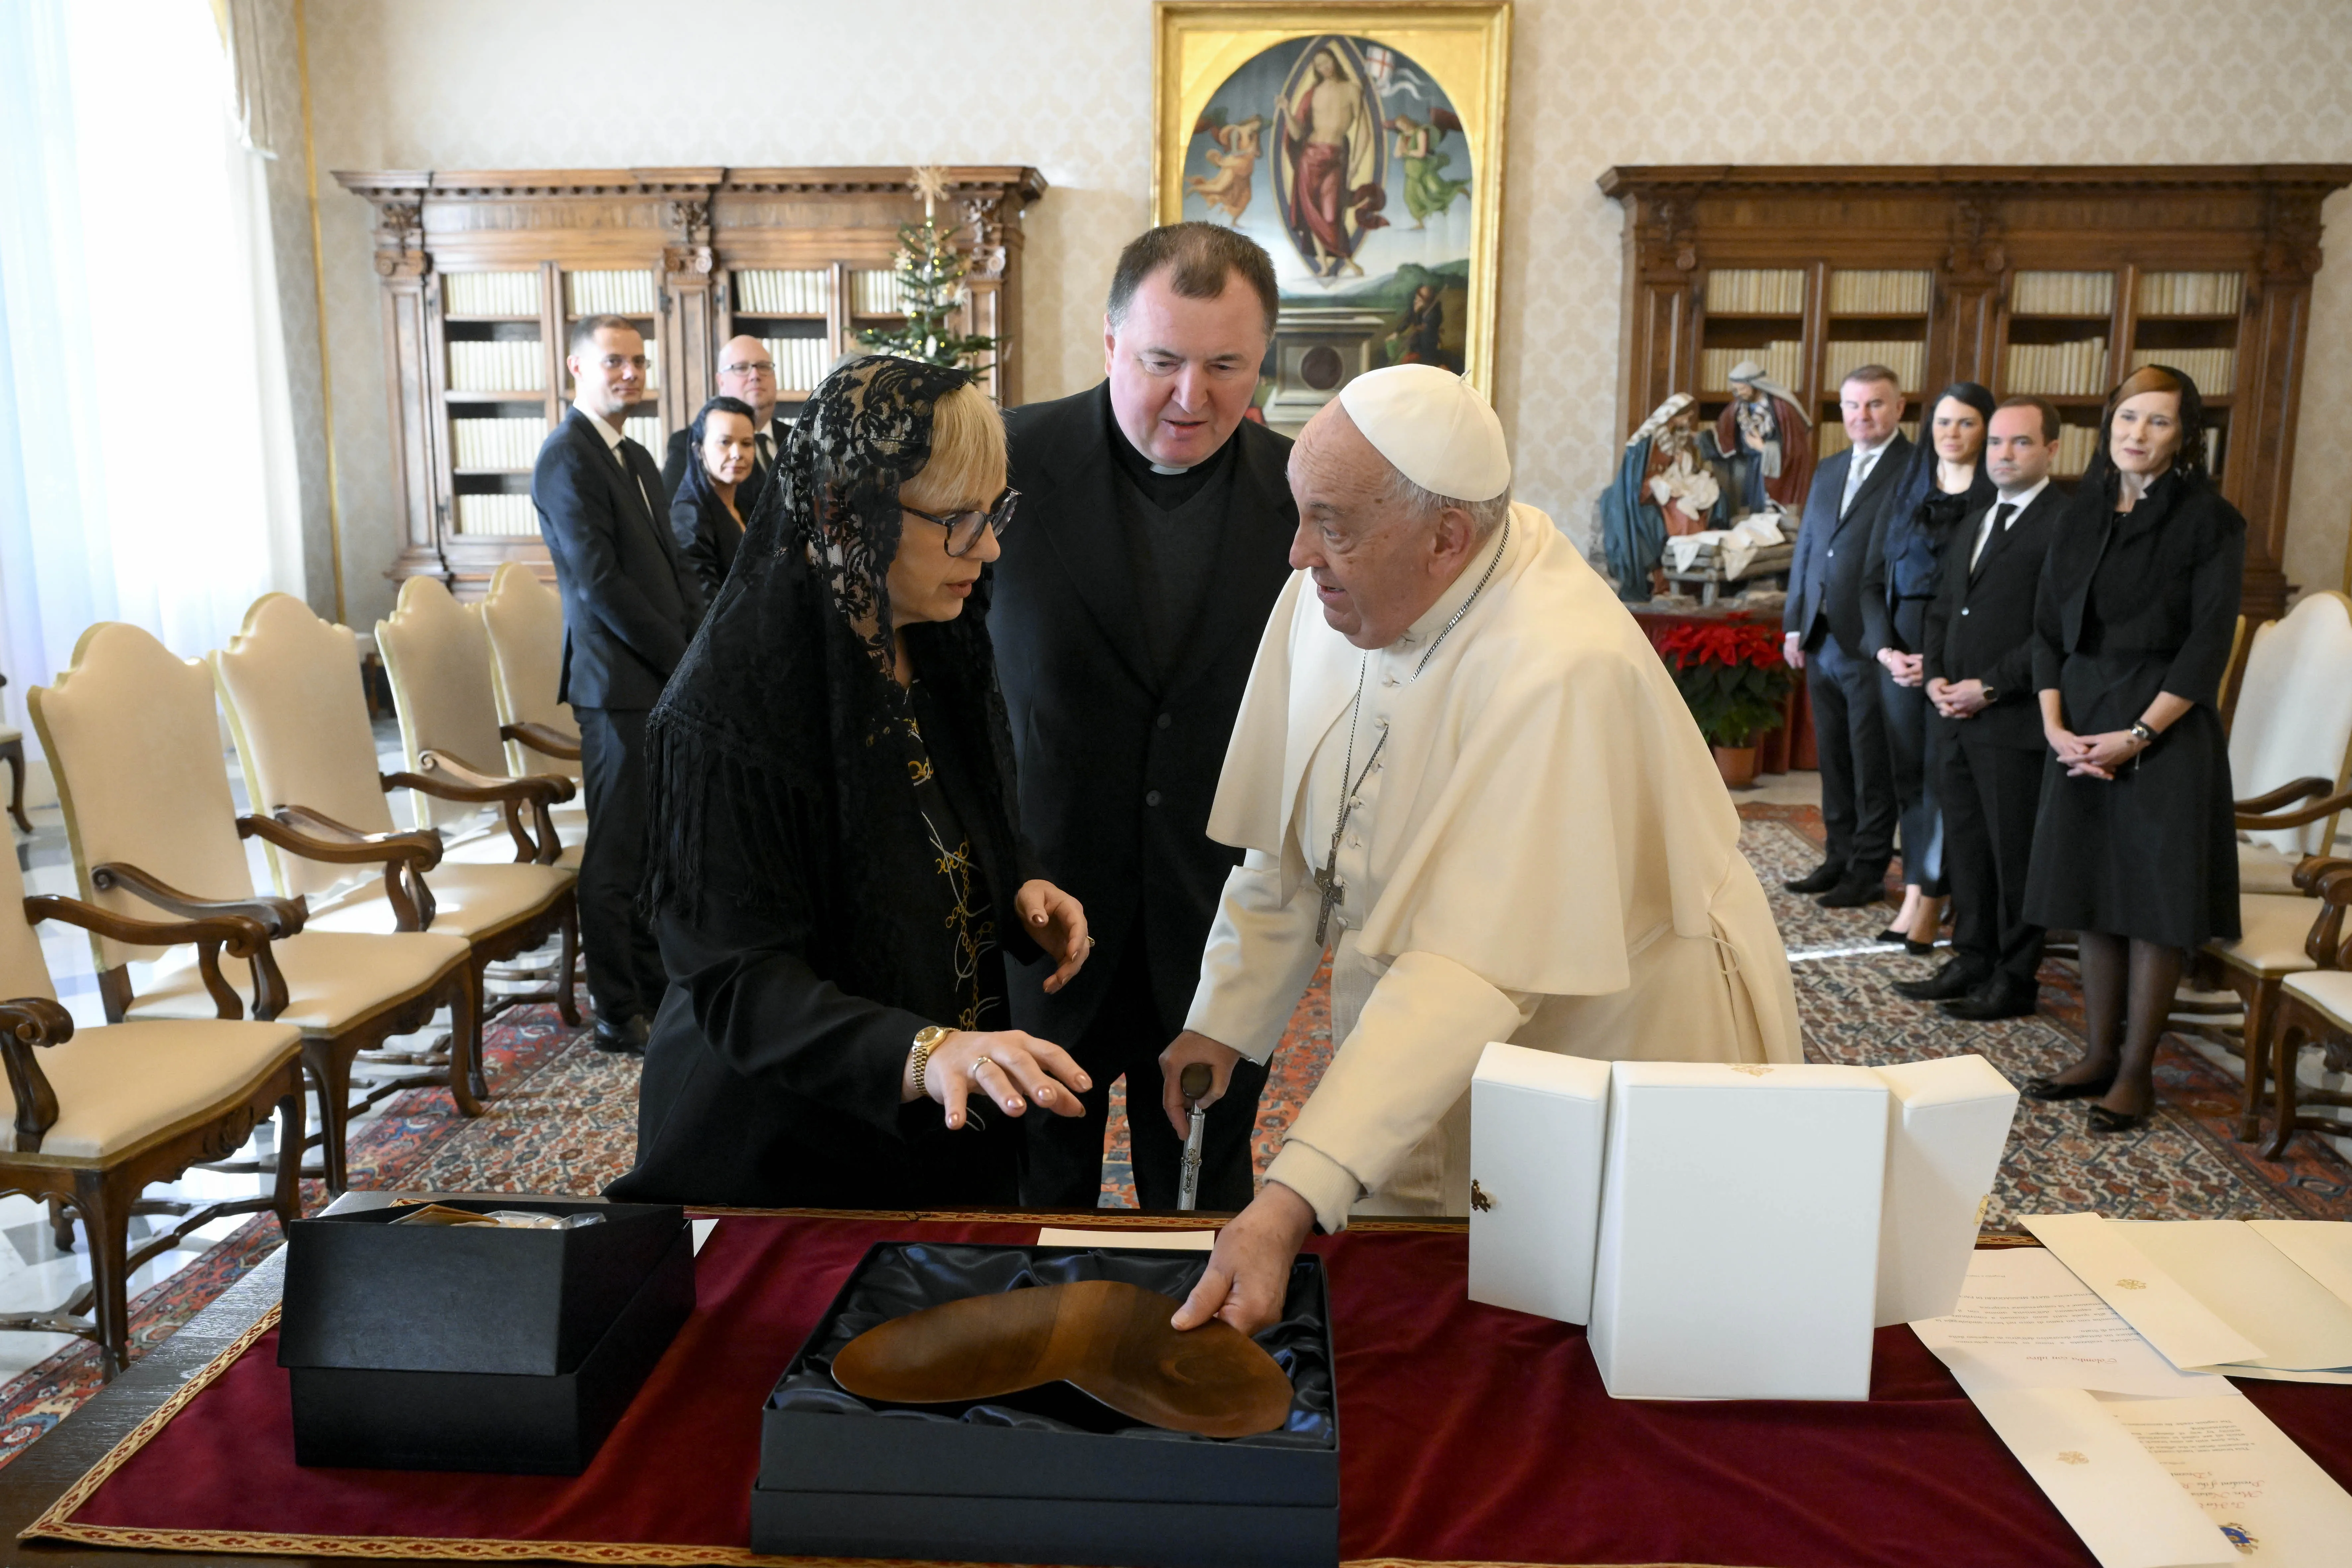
[301,0,2352,626]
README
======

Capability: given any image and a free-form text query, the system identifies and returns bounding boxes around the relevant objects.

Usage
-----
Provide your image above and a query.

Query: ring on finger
[970,1056,993,1079]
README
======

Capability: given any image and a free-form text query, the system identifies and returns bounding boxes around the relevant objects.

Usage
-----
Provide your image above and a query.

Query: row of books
[762,336,837,393]
[2004,337,2110,396]
[451,417,549,470]
[1823,340,1925,393]
[2137,270,2242,317]
[1698,341,1803,397]
[566,270,658,316]
[455,494,540,536]
[848,270,909,316]
[2012,270,2115,317]
[2129,345,2236,391]
[1816,420,1920,459]
[736,269,830,315]
[1827,270,1932,315]
[445,271,541,317]
[1704,268,1805,315]
[624,415,662,450]
[449,341,545,393]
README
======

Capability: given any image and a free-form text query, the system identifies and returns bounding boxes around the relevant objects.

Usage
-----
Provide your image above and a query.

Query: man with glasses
[991,223,1298,1212]
[662,336,782,508]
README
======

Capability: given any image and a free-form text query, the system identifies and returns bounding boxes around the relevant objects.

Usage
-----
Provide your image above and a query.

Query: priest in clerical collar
[1163,364,1803,1336]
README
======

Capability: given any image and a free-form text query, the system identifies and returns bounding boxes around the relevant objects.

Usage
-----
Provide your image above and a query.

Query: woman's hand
[2045,722,2103,778]
[1014,880,1091,995]
[2071,729,2148,778]
[910,1029,1091,1130]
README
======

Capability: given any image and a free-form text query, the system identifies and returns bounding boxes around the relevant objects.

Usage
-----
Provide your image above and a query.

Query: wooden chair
[210,594,580,1064]
[2257,860,2352,1158]
[2225,593,2352,894]
[0,844,304,1377]
[29,622,479,1192]
[376,577,581,870]
[479,562,588,853]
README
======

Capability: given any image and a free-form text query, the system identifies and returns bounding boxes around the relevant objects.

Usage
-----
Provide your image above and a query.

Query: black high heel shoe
[1874,927,1908,945]
[2086,1104,2151,1135]
[2023,1072,2117,1102]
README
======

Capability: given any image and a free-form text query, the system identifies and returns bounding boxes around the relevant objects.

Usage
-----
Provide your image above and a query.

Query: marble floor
[0,720,485,1378]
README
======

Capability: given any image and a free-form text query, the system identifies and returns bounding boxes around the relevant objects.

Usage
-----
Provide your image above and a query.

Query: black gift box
[752,1243,1338,1568]
[278,1197,693,1474]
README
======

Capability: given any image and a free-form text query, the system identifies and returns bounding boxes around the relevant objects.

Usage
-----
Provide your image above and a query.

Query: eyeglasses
[902,489,1019,558]
[721,361,777,379]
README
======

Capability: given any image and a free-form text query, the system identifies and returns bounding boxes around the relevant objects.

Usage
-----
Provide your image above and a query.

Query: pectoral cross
[1314,858,1345,945]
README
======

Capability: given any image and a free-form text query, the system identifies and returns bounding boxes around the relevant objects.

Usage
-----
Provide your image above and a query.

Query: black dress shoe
[1874,927,1908,945]
[1941,982,2039,1021]
[2023,1071,2116,1102]
[1785,861,1847,895]
[2086,1104,2151,1135]
[592,1013,650,1056]
[1893,959,1984,1002]
[1816,874,1888,909]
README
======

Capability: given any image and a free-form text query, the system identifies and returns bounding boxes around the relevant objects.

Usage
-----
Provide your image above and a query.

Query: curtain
[0,0,304,741]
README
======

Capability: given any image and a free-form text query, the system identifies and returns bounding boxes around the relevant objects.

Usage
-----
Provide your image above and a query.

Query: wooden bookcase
[1598,165,2352,620]
[333,167,1047,599]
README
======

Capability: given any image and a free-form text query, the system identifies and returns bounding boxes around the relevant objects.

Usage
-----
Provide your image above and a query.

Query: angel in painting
[1185,110,1266,224]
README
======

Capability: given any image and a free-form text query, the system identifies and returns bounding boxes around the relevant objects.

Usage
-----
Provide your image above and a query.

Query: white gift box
[1588,1062,1890,1401]
[1872,1055,2019,1327]
[1466,1043,1612,1323]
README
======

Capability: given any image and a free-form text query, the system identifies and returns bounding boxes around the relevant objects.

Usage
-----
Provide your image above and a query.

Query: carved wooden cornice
[1599,164,2352,197]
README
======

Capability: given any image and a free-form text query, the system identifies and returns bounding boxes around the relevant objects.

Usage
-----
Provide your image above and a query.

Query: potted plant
[1652,617,1794,788]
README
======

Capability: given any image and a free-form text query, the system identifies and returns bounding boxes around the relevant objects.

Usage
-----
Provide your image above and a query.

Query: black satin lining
[770,1243,1334,1447]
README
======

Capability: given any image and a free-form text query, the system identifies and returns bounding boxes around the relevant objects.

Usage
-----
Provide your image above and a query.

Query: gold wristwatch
[909,1025,953,1095]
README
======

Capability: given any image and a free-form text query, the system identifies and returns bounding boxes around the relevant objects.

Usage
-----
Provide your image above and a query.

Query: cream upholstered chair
[0,843,303,1377]
[210,594,580,1056]
[376,576,579,869]
[29,622,478,1192]
[2260,860,2352,1158]
[2227,593,2352,893]
[479,561,588,851]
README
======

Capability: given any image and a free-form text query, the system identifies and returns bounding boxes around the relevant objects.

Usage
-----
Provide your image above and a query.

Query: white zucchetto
[1336,364,1511,502]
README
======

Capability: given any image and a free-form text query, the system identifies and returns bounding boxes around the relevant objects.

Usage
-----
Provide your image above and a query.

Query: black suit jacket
[1921,486,2062,750]
[662,424,776,512]
[670,482,744,604]
[990,384,1298,1042]
[1782,434,1912,653]
[533,409,704,711]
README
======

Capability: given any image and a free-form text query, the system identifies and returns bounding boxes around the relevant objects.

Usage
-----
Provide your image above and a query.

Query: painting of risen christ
[1274,39,1386,279]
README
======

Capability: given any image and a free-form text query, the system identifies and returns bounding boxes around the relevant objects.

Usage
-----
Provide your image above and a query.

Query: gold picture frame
[1154,2,1510,428]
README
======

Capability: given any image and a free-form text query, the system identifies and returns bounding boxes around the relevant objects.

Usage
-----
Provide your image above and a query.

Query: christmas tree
[860,167,996,376]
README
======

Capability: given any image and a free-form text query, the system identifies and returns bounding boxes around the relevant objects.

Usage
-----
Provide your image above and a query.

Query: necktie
[1840,448,1877,517]
[1971,502,2016,572]
[758,432,775,473]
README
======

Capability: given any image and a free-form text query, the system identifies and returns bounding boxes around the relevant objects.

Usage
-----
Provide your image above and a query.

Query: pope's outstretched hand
[1171,1182,1317,1337]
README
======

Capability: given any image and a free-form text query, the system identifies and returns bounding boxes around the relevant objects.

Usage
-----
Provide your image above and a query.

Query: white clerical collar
[576,405,626,450]
[1391,510,1519,656]
[1995,475,2052,509]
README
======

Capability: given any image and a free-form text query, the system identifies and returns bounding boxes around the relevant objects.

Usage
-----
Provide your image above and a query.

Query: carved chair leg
[0,736,27,835]
[2235,976,2274,1143]
[271,1066,306,1232]
[72,1170,134,1379]
[304,1038,359,1196]
[556,898,581,1028]
[2264,1012,2316,1162]
[440,963,485,1117]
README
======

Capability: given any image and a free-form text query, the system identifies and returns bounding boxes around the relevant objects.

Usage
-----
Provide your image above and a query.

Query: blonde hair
[898,381,1007,512]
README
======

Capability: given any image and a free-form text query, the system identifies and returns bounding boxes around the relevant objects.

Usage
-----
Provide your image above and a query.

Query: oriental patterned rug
[0,804,2345,1467]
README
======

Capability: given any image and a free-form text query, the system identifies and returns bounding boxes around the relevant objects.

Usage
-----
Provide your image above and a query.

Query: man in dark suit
[534,315,705,1053]
[993,223,1297,1210]
[1901,397,2063,1018]
[1782,366,1912,908]
[661,335,781,510]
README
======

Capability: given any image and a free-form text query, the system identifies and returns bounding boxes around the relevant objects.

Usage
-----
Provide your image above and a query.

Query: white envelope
[1872,1055,2018,1326]
[1588,1062,1887,1400]
[1466,1042,1611,1323]
[2024,1214,2265,1371]
[2116,1220,2352,1372]
[1968,1387,2235,1568]
[2247,1220,2352,1312]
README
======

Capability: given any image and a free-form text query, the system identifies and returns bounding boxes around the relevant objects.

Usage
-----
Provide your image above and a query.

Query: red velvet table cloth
[27,1215,2352,1567]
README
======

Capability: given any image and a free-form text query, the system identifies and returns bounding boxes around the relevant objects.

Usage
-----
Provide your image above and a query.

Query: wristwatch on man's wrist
[909,1025,954,1096]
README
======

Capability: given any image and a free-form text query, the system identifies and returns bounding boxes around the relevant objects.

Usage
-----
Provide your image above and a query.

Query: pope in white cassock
[1165,364,1802,1336]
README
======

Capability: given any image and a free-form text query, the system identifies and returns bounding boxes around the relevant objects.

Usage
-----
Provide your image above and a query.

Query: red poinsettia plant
[1652,617,1794,749]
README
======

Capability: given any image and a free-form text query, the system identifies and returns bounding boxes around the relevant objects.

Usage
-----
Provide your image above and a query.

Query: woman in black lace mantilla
[607,356,1093,1208]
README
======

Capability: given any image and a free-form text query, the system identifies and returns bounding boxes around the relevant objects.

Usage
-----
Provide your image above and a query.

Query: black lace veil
[640,355,1031,1009]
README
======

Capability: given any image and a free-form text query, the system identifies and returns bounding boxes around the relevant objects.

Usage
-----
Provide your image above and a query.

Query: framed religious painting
[1153,1,1510,432]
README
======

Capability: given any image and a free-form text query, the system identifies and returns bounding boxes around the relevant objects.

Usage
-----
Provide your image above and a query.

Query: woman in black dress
[1862,382,1995,952]
[608,356,1094,1208]
[668,394,758,602]
[2021,364,2242,1133]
